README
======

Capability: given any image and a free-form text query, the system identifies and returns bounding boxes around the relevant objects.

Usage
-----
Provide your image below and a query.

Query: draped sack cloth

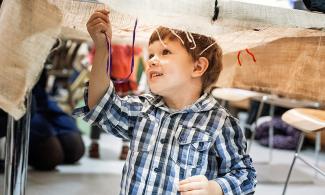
[0,0,325,119]
[0,0,62,119]
[218,28,325,103]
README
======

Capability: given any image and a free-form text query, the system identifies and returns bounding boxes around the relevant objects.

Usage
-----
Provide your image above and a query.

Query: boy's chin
[149,87,165,96]
[149,88,161,96]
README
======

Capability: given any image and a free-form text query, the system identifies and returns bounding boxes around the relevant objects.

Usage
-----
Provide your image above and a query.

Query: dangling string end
[105,33,112,76]
[105,18,138,83]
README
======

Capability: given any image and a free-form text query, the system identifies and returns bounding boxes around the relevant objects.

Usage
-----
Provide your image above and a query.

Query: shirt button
[179,134,186,141]
[154,167,161,172]
[160,138,167,144]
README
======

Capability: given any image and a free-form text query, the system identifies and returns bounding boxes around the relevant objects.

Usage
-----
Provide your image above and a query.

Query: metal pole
[268,104,275,163]
[4,93,32,195]
[314,131,321,178]
[282,133,305,195]
[247,95,267,153]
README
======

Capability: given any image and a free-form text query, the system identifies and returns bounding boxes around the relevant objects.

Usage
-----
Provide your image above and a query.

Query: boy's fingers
[181,190,204,195]
[94,23,109,34]
[88,18,108,28]
[89,13,109,24]
[179,175,206,185]
[95,9,109,14]
[178,182,203,192]
[87,22,109,35]
[87,12,109,25]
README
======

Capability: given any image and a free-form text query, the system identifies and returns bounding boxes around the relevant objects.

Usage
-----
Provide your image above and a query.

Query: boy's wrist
[208,180,224,195]
[94,47,109,63]
[95,46,109,55]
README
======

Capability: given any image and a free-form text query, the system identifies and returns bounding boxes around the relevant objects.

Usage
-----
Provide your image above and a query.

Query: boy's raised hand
[86,9,112,50]
[178,175,223,195]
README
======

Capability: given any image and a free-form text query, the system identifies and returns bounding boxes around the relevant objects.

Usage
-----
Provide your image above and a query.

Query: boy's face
[146,38,196,97]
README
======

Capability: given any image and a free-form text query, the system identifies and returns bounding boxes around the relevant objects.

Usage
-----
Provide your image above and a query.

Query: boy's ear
[192,57,209,78]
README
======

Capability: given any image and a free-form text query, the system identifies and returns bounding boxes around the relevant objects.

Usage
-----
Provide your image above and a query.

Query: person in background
[0,69,85,171]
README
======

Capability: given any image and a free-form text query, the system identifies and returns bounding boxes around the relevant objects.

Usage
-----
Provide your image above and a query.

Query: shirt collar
[146,93,220,113]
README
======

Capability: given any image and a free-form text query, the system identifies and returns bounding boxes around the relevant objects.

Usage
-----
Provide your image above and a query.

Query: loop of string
[237,48,256,66]
[105,19,138,84]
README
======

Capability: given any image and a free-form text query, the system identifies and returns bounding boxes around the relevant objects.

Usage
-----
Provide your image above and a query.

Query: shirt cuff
[215,177,238,195]
[72,80,115,124]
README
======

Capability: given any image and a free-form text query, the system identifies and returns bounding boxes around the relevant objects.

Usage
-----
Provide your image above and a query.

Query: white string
[199,42,217,56]
[185,31,192,43]
[169,29,184,45]
[155,29,167,48]
[188,32,196,50]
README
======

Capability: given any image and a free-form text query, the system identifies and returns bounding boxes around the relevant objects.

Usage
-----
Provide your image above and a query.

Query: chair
[211,88,322,161]
[281,108,325,195]
[211,87,263,107]
[249,95,321,162]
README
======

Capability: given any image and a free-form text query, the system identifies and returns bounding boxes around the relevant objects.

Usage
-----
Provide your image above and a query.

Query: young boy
[74,9,257,195]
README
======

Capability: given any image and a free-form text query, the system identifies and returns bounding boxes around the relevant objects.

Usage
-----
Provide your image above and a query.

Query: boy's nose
[149,56,160,67]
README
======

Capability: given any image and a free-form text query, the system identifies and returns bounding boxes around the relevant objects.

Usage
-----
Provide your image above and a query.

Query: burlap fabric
[0,0,62,119]
[217,28,325,103]
[0,0,324,119]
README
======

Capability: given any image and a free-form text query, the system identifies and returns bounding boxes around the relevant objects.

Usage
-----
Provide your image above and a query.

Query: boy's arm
[213,116,257,195]
[86,9,111,109]
[88,48,110,109]
[73,10,142,140]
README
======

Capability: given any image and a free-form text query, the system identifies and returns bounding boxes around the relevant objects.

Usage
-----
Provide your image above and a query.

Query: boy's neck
[162,87,203,111]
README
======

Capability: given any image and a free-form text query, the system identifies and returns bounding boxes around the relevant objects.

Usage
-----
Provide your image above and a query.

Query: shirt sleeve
[72,81,144,140]
[214,116,257,195]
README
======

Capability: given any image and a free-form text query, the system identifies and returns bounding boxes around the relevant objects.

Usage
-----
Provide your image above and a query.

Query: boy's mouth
[149,71,164,79]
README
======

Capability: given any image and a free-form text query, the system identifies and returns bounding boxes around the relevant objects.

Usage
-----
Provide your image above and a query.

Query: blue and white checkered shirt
[73,82,257,195]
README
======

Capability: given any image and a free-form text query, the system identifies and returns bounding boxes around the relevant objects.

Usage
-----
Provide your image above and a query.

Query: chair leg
[296,155,325,177]
[314,131,321,178]
[282,133,305,195]
[247,95,267,153]
[268,104,275,163]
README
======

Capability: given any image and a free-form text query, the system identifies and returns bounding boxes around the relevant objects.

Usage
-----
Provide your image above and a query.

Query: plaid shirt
[73,82,257,195]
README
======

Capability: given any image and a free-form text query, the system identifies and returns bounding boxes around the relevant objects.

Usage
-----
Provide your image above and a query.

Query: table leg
[4,93,32,195]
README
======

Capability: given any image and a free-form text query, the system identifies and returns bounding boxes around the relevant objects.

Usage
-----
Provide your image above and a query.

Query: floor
[1,133,325,195]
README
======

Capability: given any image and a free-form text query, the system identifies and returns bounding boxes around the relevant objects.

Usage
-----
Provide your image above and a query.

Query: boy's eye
[148,54,154,59]
[162,49,171,55]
